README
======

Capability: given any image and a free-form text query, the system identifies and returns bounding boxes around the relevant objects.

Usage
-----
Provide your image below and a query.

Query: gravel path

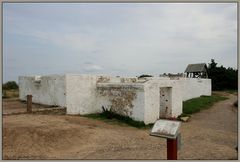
[3,92,238,159]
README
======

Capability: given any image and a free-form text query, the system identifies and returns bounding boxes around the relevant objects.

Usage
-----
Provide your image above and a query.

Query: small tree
[3,81,19,90]
[208,59,238,90]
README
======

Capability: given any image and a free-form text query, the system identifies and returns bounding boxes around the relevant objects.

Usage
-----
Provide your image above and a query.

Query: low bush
[3,81,18,90]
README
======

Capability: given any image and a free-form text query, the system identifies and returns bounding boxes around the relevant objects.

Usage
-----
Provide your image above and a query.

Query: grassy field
[182,94,228,116]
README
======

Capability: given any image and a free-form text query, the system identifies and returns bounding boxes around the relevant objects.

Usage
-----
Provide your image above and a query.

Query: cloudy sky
[3,3,237,82]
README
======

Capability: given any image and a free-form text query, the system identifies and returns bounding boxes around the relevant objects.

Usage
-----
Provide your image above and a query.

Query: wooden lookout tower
[184,63,208,78]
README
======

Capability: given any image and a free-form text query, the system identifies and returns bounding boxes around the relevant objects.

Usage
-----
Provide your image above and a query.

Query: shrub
[138,74,153,78]
[3,81,18,90]
[208,59,238,90]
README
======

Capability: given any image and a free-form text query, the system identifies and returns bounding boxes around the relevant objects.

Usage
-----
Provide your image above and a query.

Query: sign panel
[150,119,181,139]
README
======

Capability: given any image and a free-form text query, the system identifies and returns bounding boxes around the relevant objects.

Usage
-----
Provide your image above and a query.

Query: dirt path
[2,98,65,115]
[178,92,238,159]
[2,93,238,159]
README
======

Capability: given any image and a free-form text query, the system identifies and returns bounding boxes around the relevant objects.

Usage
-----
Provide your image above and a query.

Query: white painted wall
[19,75,66,107]
[179,78,212,101]
[143,82,159,124]
[65,74,99,115]
[143,79,183,124]
[170,81,183,117]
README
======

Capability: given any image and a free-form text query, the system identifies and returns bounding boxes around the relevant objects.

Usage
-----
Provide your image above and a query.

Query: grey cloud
[3,3,237,82]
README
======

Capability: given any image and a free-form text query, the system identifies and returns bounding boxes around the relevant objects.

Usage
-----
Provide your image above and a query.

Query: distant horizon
[3,3,237,83]
[3,59,238,82]
[3,60,237,83]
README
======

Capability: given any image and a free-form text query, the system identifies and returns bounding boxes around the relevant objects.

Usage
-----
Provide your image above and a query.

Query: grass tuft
[83,107,153,128]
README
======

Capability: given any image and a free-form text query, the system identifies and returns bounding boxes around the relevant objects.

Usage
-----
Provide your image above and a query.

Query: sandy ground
[2,92,238,160]
[2,98,66,115]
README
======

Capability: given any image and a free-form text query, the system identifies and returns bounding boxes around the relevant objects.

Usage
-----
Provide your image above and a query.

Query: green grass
[83,112,153,129]
[182,94,228,115]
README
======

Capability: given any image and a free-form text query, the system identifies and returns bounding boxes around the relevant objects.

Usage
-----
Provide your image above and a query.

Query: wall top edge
[97,83,145,88]
[179,78,211,81]
[19,74,65,77]
[19,74,211,81]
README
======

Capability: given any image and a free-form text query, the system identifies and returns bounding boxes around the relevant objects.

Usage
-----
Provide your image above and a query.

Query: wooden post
[27,95,32,113]
[167,138,178,160]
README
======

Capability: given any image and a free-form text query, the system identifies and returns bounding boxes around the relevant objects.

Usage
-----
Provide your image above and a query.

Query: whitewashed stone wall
[19,74,211,124]
[65,74,98,115]
[143,79,182,124]
[96,83,145,122]
[65,74,137,115]
[19,75,66,107]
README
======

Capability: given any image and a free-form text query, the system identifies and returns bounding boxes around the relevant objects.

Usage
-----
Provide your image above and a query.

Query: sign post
[150,119,181,160]
[167,138,178,159]
[27,95,32,113]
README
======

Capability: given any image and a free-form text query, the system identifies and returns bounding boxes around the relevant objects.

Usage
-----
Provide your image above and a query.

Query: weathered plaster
[96,83,145,121]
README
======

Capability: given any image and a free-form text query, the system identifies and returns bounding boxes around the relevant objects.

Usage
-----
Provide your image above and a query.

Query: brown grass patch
[3,89,19,98]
